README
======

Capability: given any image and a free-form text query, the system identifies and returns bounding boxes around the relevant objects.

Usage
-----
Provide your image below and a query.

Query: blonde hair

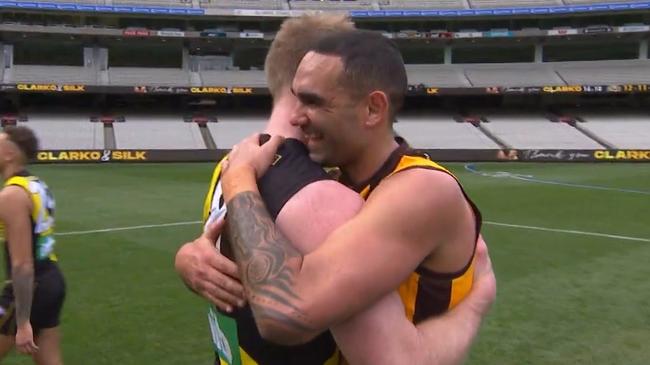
[265,14,355,98]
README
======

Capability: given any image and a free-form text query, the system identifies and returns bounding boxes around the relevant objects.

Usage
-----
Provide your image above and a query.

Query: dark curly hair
[4,126,39,160]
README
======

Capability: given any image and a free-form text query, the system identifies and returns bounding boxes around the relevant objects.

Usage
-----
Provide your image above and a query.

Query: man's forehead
[294,52,344,90]
[298,52,343,73]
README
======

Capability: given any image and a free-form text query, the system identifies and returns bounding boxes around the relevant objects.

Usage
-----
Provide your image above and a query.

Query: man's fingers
[474,237,492,276]
[202,218,225,243]
[205,252,240,279]
[200,279,246,308]
[208,296,235,313]
[199,269,245,302]
[17,342,38,355]
[262,135,284,157]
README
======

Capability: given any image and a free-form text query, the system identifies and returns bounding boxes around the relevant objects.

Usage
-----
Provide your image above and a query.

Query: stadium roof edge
[0,1,649,18]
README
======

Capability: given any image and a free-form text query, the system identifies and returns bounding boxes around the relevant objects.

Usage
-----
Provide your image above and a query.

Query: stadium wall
[32,149,650,163]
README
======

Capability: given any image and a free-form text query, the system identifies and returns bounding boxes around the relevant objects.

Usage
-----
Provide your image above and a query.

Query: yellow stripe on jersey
[203,159,225,222]
[397,272,420,322]
[449,258,475,310]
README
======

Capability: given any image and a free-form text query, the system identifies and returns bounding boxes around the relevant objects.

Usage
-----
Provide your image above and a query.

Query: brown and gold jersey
[342,141,482,323]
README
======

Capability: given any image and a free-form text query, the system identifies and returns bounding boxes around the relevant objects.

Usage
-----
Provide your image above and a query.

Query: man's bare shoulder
[367,167,465,214]
[0,186,31,217]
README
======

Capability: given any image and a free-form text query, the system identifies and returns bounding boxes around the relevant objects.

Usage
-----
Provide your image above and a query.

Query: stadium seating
[199,0,285,9]
[469,0,561,8]
[571,110,650,149]
[289,0,373,10]
[554,60,650,85]
[199,70,267,86]
[394,114,500,148]
[463,63,564,87]
[379,0,466,9]
[18,114,103,149]
[561,0,646,4]
[113,0,192,7]
[9,65,98,85]
[113,115,206,149]
[406,65,471,87]
[480,112,604,149]
[108,67,191,86]
[208,115,267,148]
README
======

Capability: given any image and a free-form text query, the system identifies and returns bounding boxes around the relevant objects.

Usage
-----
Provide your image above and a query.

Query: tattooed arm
[223,159,469,345]
[0,187,35,328]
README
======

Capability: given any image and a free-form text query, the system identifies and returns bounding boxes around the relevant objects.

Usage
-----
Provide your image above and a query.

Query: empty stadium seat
[199,70,266,87]
[463,63,564,87]
[480,112,603,149]
[380,0,466,9]
[554,60,650,85]
[10,65,98,85]
[289,0,372,10]
[108,68,191,86]
[113,0,192,7]
[113,115,206,149]
[406,65,471,87]
[199,0,285,9]
[394,114,500,149]
[18,114,103,149]
[208,115,267,148]
[570,110,650,149]
[469,0,561,8]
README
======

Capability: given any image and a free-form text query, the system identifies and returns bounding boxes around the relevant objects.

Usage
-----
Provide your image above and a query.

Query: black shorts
[0,261,65,335]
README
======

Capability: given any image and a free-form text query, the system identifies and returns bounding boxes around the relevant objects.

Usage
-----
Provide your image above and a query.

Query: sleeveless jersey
[340,141,482,323]
[202,159,340,365]
[1,171,57,278]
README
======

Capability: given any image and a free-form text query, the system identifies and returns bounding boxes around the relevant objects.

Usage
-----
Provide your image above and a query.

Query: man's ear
[365,90,389,128]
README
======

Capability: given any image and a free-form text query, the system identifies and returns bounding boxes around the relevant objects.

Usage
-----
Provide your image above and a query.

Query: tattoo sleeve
[226,191,317,343]
[12,265,34,326]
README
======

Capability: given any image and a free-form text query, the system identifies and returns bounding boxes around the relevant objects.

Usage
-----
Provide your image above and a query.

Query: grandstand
[0,2,649,365]
[4,60,650,88]
[2,0,650,9]
[0,0,649,158]
[113,115,206,149]
[17,113,103,149]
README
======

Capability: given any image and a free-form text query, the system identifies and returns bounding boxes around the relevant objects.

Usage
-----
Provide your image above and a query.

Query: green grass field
[3,162,649,365]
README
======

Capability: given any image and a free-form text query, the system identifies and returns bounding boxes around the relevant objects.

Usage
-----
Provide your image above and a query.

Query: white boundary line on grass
[483,221,650,243]
[54,220,650,243]
[55,221,201,236]
[464,164,650,195]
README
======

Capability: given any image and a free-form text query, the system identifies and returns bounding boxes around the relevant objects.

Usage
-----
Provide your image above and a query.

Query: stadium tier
[9,110,649,151]
[480,112,604,149]
[566,110,650,148]
[3,0,650,10]
[4,60,650,88]
[113,115,206,149]
[17,113,103,149]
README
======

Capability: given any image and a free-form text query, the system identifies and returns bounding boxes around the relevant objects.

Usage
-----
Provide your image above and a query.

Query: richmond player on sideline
[0,126,65,365]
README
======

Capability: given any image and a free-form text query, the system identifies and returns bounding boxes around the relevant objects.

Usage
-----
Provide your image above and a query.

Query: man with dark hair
[178,18,495,365]
[218,28,495,364]
[0,126,65,365]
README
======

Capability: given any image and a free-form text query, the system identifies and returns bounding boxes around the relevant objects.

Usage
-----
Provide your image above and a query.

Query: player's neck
[342,133,399,185]
[265,89,303,140]
[1,162,24,180]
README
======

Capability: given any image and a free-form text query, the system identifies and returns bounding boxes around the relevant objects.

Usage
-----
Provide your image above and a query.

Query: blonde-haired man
[176,15,495,365]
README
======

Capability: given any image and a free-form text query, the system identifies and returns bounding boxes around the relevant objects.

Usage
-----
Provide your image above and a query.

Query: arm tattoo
[226,191,316,339]
[12,265,34,326]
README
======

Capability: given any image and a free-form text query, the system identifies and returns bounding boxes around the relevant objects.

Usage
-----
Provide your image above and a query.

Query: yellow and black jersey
[1,171,58,278]
[202,141,340,365]
[341,140,482,323]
